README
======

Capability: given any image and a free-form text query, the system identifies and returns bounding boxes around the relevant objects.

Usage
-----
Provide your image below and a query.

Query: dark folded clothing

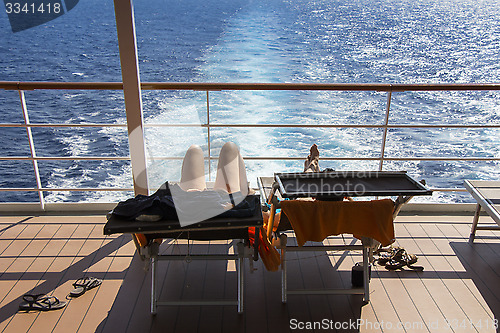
[111,181,255,224]
[111,182,177,220]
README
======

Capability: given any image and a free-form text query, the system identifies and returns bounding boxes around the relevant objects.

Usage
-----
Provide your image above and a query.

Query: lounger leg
[237,242,244,313]
[151,255,157,315]
[280,234,288,303]
[363,246,370,303]
[469,203,481,243]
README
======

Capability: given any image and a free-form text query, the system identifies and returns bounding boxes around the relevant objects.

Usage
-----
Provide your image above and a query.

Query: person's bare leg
[213,142,249,196]
[304,144,320,172]
[179,144,206,191]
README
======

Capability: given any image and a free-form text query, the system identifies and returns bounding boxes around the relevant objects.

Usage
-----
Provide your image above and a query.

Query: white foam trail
[44,0,500,204]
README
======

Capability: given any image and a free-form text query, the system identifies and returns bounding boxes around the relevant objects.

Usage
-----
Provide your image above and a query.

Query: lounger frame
[277,234,373,303]
[146,240,251,314]
[104,195,263,314]
[464,180,500,243]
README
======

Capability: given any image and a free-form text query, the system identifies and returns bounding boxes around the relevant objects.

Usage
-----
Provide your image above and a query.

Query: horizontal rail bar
[0,82,124,90]
[148,82,500,92]
[379,157,500,161]
[287,288,365,295]
[216,156,500,161]
[0,123,127,128]
[0,156,130,161]
[1,81,500,92]
[2,156,496,162]
[0,186,468,193]
[157,254,240,260]
[145,123,500,129]
[386,124,500,129]
[476,225,500,230]
[1,123,500,129]
[284,245,364,252]
[156,300,238,306]
[0,187,133,192]
[431,188,467,192]
[194,123,500,129]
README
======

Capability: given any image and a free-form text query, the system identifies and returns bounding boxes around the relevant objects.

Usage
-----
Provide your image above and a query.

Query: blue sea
[0,0,499,203]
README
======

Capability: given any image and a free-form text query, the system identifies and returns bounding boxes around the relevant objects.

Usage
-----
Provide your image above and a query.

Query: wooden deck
[0,210,499,332]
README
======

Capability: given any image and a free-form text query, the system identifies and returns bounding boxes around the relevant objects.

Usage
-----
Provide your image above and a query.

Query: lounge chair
[104,143,262,314]
[464,180,500,242]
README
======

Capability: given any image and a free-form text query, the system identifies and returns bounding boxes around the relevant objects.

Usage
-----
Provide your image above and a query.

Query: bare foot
[304,144,320,172]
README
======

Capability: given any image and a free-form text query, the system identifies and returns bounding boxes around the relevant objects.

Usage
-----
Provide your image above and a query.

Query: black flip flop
[18,294,67,312]
[69,277,102,298]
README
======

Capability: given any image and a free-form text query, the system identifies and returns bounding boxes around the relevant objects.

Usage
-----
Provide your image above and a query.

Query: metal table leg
[280,234,288,303]
[363,246,370,303]
[237,242,244,313]
[151,255,157,315]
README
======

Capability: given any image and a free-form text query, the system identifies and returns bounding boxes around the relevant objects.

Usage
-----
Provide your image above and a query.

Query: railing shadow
[0,234,130,326]
[450,240,500,331]
[95,240,366,333]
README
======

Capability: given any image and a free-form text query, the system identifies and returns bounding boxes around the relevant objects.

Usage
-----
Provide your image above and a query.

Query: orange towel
[281,199,395,247]
[248,227,281,271]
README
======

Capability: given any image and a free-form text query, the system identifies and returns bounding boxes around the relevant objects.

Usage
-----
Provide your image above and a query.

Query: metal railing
[1,81,499,209]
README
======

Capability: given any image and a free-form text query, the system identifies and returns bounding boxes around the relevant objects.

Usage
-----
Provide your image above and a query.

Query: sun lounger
[464,180,500,242]
[103,142,263,314]
[104,193,263,314]
[259,171,432,303]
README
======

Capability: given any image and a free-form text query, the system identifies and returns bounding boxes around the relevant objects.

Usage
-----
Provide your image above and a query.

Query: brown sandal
[385,249,423,271]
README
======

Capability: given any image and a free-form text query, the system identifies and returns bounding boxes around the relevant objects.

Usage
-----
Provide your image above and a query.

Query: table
[274,171,432,198]
[259,171,432,303]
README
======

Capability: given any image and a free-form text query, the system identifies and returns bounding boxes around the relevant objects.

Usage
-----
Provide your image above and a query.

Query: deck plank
[0,223,60,333]
[21,224,96,333]
[363,265,405,333]
[426,223,496,332]
[95,235,147,333]
[198,241,235,333]
[173,241,210,333]
[1,212,500,333]
[437,220,500,328]
[321,239,362,332]
[260,246,288,333]
[397,222,454,332]
[405,223,477,320]
[51,235,110,333]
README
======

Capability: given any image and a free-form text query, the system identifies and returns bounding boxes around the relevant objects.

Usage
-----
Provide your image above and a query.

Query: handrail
[0,80,499,207]
[2,155,497,162]
[1,81,500,91]
[0,187,134,192]
[2,123,500,129]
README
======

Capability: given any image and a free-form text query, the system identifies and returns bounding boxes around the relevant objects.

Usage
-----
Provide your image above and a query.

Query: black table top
[275,171,432,198]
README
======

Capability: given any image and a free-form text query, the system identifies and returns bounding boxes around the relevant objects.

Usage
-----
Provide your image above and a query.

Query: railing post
[19,90,45,210]
[114,0,149,195]
[206,90,211,181]
[379,90,392,171]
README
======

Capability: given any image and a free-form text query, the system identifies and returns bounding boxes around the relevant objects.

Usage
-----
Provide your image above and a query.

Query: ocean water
[0,0,499,203]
